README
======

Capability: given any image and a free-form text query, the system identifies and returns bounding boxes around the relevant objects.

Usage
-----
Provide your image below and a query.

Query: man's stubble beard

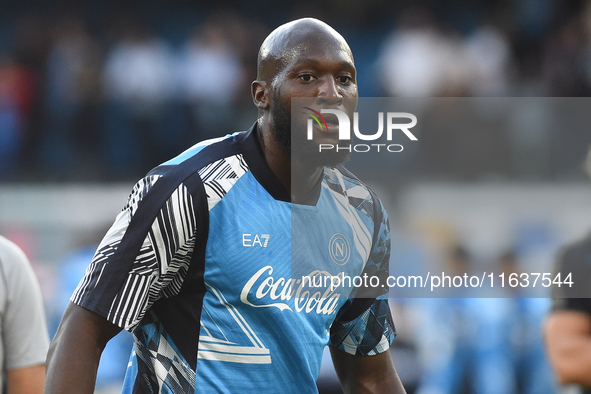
[270,92,350,168]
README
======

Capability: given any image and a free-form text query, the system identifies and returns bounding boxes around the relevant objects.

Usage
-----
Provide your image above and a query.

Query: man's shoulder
[124,127,256,215]
[567,231,591,250]
[326,165,369,192]
[141,128,252,186]
[0,236,41,304]
[325,165,384,210]
[155,130,248,174]
[552,232,591,304]
[0,236,31,273]
[323,165,389,245]
[557,232,591,268]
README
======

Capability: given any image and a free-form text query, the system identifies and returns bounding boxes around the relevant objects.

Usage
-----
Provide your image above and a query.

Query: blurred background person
[414,244,517,394]
[0,54,35,181]
[0,235,48,393]
[39,13,102,180]
[100,16,179,179]
[497,250,555,394]
[544,147,591,393]
[377,7,472,98]
[1,1,591,392]
[177,15,245,142]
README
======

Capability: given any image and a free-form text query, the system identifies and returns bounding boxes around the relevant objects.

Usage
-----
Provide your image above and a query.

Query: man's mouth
[322,121,339,133]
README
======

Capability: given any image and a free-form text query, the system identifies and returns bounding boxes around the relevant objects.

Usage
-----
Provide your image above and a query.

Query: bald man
[46,19,406,393]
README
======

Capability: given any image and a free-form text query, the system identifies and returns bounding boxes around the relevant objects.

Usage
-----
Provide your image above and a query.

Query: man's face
[269,41,358,167]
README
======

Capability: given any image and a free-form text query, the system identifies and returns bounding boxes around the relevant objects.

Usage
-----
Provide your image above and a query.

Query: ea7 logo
[242,234,270,247]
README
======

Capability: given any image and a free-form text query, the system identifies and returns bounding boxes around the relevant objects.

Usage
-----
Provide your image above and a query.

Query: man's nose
[316,77,342,104]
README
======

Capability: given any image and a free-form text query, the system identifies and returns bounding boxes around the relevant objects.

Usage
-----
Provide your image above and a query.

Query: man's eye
[298,74,316,82]
[337,76,352,84]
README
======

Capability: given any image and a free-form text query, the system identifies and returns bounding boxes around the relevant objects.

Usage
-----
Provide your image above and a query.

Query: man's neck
[257,124,323,204]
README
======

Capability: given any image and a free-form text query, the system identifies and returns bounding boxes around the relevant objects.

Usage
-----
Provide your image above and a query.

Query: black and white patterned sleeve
[71,174,201,331]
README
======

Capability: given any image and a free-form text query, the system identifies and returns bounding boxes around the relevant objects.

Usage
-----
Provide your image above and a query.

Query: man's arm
[330,347,406,394]
[0,236,50,394]
[6,364,45,393]
[544,310,591,387]
[45,302,122,394]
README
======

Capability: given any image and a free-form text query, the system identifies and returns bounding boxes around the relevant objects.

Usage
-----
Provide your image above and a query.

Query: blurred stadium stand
[1,0,591,182]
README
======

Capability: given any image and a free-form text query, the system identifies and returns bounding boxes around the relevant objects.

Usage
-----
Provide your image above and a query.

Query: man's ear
[251,80,269,109]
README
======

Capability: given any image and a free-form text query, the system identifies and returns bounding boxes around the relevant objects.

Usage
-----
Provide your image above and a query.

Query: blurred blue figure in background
[511,297,555,394]
[415,246,518,394]
[498,251,555,394]
[467,296,517,394]
[416,246,557,394]
[50,243,133,392]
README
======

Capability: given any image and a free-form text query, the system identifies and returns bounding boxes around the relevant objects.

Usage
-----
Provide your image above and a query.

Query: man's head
[252,18,358,168]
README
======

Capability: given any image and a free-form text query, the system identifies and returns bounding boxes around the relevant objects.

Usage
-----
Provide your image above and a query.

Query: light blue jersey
[72,124,394,393]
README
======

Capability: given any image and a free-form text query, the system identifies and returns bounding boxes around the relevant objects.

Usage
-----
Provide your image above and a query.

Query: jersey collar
[238,123,322,205]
